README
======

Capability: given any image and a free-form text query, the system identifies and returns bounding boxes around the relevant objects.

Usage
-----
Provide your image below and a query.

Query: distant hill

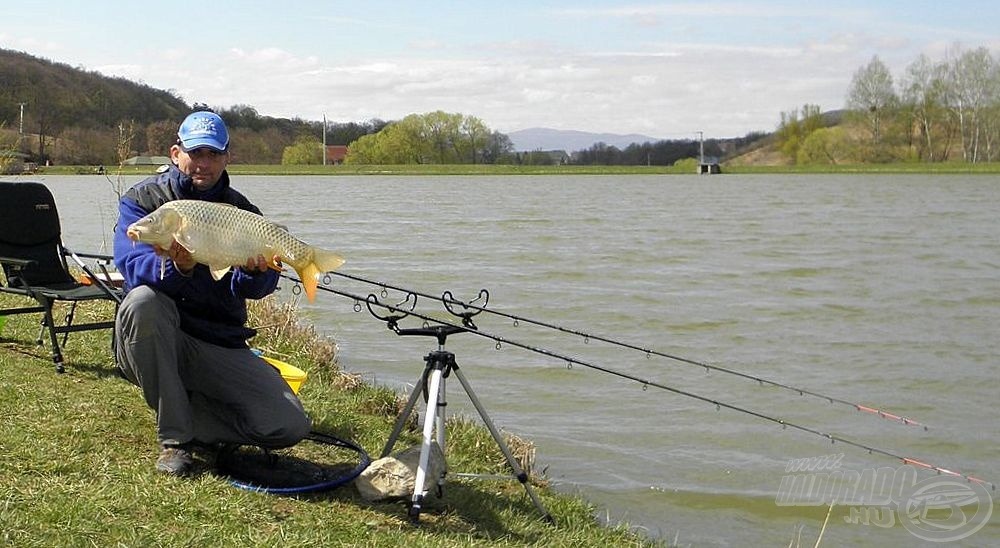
[0,49,319,164]
[0,48,190,131]
[1,48,780,166]
[507,127,663,152]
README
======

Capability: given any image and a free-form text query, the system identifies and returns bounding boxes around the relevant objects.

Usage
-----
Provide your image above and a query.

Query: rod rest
[394,324,468,346]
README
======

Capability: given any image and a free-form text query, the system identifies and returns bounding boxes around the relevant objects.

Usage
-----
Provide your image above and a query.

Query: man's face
[170,145,230,190]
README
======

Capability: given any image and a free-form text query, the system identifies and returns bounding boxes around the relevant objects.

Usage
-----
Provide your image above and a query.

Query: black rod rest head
[442,289,488,330]
[394,324,467,346]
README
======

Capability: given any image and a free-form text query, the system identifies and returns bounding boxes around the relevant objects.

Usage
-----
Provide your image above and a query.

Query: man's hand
[153,241,196,274]
[243,254,282,274]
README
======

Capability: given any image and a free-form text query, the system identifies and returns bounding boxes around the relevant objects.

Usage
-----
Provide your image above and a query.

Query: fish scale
[126,199,344,302]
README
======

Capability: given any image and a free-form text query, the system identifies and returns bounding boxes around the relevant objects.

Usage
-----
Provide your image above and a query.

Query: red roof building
[326,145,348,164]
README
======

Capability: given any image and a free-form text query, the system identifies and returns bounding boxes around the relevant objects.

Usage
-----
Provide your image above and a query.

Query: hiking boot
[156,445,194,475]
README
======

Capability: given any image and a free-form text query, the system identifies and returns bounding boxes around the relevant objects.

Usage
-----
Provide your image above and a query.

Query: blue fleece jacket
[113,165,279,348]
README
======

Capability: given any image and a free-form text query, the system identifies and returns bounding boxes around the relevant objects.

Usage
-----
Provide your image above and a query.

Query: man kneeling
[112,111,310,475]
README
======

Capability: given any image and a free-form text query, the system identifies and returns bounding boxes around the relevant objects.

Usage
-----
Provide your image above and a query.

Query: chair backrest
[0,181,76,286]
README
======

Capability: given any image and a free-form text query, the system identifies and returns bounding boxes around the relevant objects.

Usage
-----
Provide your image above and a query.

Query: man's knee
[117,286,179,340]
[284,407,313,446]
[253,396,311,448]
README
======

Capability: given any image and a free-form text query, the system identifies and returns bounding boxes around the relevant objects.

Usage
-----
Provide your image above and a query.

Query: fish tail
[293,248,344,303]
[313,248,345,273]
[295,263,320,303]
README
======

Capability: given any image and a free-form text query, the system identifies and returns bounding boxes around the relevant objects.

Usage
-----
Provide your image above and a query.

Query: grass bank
[34,161,1000,177]
[0,292,657,547]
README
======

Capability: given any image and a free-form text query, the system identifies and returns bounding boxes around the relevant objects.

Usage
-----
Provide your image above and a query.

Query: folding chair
[0,181,123,373]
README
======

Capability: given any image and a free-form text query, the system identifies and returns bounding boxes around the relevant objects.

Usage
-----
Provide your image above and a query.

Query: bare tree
[145,120,178,155]
[901,54,956,161]
[984,64,1000,161]
[943,45,995,163]
[847,55,898,147]
[106,120,136,200]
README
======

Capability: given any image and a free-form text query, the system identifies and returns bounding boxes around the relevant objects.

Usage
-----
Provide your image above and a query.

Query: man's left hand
[243,254,282,273]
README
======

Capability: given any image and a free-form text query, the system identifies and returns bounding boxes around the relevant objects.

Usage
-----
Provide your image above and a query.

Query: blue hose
[227,431,371,494]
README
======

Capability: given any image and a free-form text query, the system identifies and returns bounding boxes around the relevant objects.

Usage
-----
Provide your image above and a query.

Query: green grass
[0,293,659,547]
[32,161,1000,177]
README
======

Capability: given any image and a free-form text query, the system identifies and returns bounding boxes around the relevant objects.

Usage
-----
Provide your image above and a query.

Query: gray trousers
[114,286,311,448]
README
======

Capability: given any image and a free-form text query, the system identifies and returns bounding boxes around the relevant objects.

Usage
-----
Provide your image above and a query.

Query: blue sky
[3,1,998,137]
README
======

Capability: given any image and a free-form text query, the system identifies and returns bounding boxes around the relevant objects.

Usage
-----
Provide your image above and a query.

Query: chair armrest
[0,255,39,269]
[0,255,38,290]
[62,249,124,303]
[71,251,114,262]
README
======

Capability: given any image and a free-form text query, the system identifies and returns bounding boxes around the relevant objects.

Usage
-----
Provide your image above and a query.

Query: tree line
[777,44,1000,164]
[20,44,1000,169]
[1,48,764,168]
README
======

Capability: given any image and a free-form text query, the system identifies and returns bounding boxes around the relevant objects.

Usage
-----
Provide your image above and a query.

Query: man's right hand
[153,240,196,274]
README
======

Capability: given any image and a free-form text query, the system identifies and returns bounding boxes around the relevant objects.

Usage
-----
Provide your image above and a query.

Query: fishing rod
[323,270,928,430]
[280,273,994,490]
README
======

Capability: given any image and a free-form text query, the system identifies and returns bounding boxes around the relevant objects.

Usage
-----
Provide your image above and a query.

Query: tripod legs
[381,351,552,524]
[450,365,553,523]
[380,359,448,522]
[409,366,445,521]
[381,369,427,459]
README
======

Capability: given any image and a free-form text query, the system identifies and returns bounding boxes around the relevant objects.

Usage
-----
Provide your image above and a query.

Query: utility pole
[697,130,704,164]
[322,114,327,166]
[17,102,26,135]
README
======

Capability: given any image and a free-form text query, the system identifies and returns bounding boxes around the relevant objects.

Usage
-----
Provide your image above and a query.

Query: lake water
[33,173,1000,546]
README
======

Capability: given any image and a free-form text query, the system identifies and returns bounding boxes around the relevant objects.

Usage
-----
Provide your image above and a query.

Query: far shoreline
[27,161,1000,177]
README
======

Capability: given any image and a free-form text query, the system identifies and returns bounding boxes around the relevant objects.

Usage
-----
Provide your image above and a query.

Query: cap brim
[180,138,227,152]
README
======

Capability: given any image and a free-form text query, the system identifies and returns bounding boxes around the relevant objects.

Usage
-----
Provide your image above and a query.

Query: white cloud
[630,74,658,86]
[0,33,63,58]
[12,2,997,139]
[552,3,867,21]
[98,38,863,137]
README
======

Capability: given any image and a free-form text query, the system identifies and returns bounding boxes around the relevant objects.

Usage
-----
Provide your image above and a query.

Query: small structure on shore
[696,131,721,174]
[697,159,721,174]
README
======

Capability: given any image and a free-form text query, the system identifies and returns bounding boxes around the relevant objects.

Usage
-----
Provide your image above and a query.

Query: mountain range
[506,127,663,152]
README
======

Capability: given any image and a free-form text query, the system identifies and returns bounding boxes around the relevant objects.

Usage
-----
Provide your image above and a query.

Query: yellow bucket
[262,356,308,394]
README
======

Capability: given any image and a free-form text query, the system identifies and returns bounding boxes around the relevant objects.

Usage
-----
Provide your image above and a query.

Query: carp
[126,199,343,302]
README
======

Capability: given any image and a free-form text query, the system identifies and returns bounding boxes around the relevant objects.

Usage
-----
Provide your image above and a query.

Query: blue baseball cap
[177,111,230,152]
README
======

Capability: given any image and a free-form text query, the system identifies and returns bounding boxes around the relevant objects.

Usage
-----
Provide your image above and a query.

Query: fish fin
[173,231,197,253]
[294,263,321,303]
[209,265,231,281]
[160,257,166,280]
[291,249,344,303]
[313,248,346,273]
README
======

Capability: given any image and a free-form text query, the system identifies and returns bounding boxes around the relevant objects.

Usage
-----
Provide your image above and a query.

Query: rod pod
[380,325,552,524]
